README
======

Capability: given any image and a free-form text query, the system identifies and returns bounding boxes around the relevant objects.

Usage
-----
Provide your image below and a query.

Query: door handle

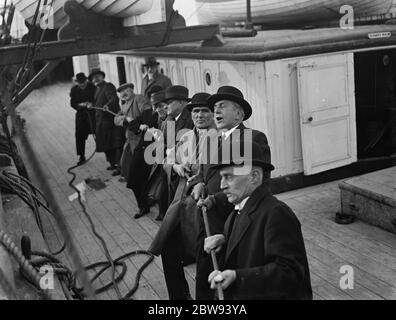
[303,116,313,124]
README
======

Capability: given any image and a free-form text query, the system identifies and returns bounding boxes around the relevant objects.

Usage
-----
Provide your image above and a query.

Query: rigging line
[0,171,67,255]
[9,108,96,299]
[18,0,42,69]
[66,108,155,300]
[66,107,122,299]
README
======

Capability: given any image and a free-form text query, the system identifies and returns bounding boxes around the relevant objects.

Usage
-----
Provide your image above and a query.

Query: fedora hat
[143,56,160,67]
[147,85,163,98]
[186,92,211,111]
[207,86,252,121]
[163,85,191,103]
[117,83,134,92]
[74,72,87,83]
[211,140,275,172]
[89,68,105,81]
[151,90,166,106]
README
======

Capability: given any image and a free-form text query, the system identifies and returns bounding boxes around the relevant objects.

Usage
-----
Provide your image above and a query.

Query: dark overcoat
[93,82,124,152]
[141,72,172,98]
[69,82,96,137]
[220,185,313,300]
[126,108,160,205]
[195,122,270,299]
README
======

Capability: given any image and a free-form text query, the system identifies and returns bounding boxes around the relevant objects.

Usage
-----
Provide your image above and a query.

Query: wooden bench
[339,167,396,234]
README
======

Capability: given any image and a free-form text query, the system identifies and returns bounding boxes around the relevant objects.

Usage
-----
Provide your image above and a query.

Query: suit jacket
[150,126,218,258]
[162,107,194,152]
[147,107,194,186]
[163,126,217,185]
[220,185,313,300]
[141,72,172,98]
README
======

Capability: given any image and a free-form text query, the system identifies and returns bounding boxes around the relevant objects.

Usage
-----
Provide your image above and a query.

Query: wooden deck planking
[15,82,396,300]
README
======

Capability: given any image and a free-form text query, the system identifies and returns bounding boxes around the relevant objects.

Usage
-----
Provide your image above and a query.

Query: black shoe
[107,165,116,170]
[112,169,121,176]
[134,207,150,219]
[77,156,86,166]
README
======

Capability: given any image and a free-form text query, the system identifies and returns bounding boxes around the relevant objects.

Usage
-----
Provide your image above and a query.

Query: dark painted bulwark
[120,25,396,62]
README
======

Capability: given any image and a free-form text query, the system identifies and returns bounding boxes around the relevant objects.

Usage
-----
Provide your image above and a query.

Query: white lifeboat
[194,0,395,26]
[12,0,154,29]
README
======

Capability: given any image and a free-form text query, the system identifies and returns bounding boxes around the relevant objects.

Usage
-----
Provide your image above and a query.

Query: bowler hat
[186,92,211,111]
[143,56,160,67]
[211,140,274,172]
[151,90,166,106]
[163,85,191,103]
[75,72,87,83]
[117,83,134,92]
[207,86,252,121]
[89,68,105,80]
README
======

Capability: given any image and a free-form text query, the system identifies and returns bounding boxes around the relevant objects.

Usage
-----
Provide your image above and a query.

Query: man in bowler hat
[152,85,194,221]
[205,141,313,300]
[69,72,96,165]
[191,86,270,299]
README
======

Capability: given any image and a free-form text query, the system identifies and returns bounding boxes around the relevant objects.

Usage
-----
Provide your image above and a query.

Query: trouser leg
[158,168,169,219]
[76,131,87,157]
[105,149,115,166]
[114,147,123,166]
[161,226,190,300]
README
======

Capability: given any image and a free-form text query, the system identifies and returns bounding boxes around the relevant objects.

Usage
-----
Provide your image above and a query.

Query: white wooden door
[297,53,357,175]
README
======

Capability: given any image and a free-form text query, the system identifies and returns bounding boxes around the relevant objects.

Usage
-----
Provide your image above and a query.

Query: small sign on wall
[368,32,392,39]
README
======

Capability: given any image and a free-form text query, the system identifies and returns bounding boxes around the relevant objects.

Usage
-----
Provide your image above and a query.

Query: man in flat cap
[88,69,124,172]
[141,57,172,99]
[69,72,96,165]
[205,141,313,300]
[190,86,270,299]
[114,83,151,178]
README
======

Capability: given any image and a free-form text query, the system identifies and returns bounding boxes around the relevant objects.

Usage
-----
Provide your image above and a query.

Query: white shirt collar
[234,197,250,213]
[223,124,240,140]
[175,113,181,122]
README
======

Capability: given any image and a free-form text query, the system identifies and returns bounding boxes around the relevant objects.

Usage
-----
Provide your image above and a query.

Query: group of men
[69,56,313,300]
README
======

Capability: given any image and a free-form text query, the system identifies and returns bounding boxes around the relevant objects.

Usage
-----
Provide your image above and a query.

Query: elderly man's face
[119,87,134,101]
[91,74,104,86]
[214,100,242,130]
[191,106,214,129]
[167,100,184,118]
[154,102,168,120]
[220,166,253,205]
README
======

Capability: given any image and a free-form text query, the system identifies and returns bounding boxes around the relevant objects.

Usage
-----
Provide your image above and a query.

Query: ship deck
[15,82,396,300]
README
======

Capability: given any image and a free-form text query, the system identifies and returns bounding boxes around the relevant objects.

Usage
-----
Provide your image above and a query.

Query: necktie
[227,209,240,241]
[218,133,223,148]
